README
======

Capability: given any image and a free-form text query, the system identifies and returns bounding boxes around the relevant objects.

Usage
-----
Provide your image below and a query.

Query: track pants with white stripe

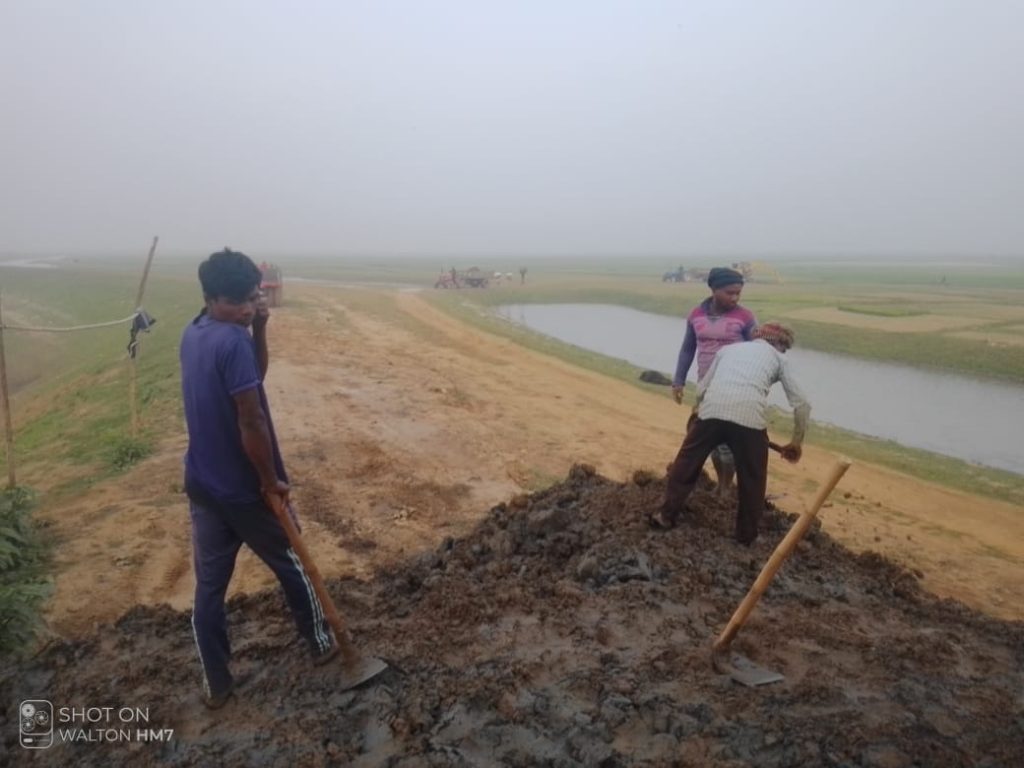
[188,494,334,698]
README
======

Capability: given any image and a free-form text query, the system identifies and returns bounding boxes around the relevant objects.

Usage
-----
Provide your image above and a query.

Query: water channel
[495,303,1024,475]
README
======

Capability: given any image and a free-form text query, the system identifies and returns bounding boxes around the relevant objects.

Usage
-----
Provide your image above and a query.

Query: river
[495,303,1024,475]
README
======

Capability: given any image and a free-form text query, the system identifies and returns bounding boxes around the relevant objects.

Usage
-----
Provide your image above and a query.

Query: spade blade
[725,653,784,687]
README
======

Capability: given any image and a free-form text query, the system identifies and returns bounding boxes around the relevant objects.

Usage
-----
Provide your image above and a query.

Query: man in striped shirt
[654,323,811,544]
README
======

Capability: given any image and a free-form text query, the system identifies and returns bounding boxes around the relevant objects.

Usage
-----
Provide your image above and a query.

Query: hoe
[268,495,389,690]
[712,456,852,686]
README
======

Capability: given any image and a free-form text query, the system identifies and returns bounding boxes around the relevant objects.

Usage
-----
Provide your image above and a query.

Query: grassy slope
[1,267,198,496]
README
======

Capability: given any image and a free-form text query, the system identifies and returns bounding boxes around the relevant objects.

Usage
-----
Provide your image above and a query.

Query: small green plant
[110,437,152,470]
[0,487,51,656]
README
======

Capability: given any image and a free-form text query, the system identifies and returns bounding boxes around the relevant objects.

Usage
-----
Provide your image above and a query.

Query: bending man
[655,323,810,544]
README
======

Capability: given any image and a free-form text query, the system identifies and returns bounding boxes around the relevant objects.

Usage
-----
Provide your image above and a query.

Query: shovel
[268,494,389,690]
[711,457,852,686]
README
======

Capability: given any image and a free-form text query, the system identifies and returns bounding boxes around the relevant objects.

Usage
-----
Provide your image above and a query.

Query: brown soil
[5,468,1023,766]
[4,284,1023,765]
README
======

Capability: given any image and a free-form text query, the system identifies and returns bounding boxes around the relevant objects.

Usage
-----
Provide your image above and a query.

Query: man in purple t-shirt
[181,249,337,708]
[671,267,758,495]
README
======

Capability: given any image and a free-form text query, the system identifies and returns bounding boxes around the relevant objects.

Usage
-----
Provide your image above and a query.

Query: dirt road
[35,284,1023,637]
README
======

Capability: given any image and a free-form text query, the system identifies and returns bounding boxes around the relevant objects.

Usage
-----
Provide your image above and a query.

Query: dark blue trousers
[188,493,334,698]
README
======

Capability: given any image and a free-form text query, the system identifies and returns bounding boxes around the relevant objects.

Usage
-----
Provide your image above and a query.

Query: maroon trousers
[664,418,769,543]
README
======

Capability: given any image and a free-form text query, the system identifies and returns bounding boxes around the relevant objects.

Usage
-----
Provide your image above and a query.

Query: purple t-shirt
[673,299,758,386]
[180,313,287,504]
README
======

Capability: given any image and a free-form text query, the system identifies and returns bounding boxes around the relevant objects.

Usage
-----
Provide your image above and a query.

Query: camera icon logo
[19,700,54,749]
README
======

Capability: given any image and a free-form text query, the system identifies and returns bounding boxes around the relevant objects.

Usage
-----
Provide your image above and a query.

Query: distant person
[180,248,339,709]
[653,323,810,544]
[671,267,758,494]
[519,266,527,285]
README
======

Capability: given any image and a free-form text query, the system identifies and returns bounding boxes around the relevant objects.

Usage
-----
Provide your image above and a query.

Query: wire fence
[0,237,159,488]
[1,312,141,333]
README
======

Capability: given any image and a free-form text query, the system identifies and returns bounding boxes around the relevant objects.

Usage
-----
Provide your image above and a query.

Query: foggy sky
[3,1,1023,257]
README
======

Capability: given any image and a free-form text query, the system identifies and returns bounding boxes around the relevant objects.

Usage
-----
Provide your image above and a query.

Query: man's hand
[779,443,802,464]
[261,478,290,507]
[253,292,270,332]
[672,385,684,405]
[686,407,699,431]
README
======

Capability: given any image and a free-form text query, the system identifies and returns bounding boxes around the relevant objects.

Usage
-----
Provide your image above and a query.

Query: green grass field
[1,265,199,495]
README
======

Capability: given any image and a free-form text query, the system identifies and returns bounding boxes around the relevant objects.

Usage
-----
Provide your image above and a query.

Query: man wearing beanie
[671,266,758,495]
[654,322,810,544]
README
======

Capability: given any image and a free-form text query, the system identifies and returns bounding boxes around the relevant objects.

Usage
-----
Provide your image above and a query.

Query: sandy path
[37,284,1023,636]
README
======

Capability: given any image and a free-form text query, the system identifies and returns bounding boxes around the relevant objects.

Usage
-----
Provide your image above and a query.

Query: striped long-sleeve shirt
[697,339,811,436]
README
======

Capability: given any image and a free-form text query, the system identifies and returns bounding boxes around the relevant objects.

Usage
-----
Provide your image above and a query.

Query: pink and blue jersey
[673,298,758,386]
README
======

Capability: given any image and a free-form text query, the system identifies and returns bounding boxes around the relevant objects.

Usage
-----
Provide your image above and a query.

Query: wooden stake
[0,292,16,488]
[129,236,159,437]
[134,236,159,310]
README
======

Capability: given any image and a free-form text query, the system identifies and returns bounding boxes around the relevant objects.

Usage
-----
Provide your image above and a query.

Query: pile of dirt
[5,466,1023,766]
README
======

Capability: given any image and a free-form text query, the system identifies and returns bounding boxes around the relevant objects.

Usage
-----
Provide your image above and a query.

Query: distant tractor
[434,266,492,289]
[259,262,284,306]
[461,267,489,288]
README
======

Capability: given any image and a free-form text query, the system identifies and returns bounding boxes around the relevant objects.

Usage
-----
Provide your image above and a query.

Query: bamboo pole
[129,236,159,437]
[134,236,159,310]
[0,292,16,488]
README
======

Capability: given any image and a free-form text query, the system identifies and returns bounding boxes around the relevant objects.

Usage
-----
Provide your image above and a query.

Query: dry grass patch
[784,306,988,332]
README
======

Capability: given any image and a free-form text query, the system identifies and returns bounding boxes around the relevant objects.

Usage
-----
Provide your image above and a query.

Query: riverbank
[491,302,1024,475]
[427,292,1023,507]
[443,273,1024,383]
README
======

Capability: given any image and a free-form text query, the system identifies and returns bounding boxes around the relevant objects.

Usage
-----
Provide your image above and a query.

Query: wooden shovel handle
[267,494,361,665]
[713,458,852,653]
